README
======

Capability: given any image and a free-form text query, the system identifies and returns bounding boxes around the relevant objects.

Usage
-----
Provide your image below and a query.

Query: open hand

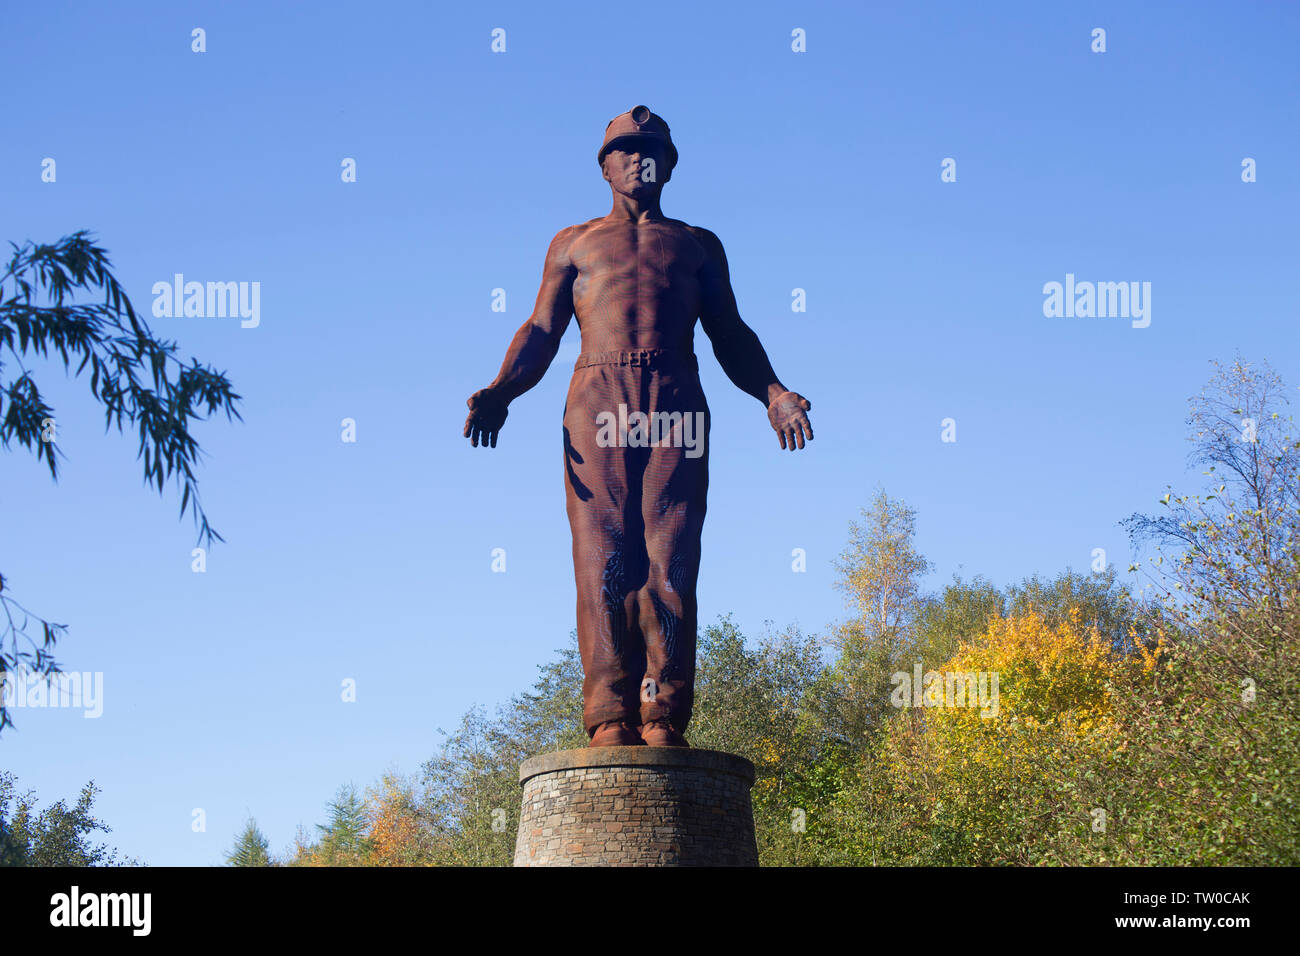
[464,388,508,448]
[767,391,813,450]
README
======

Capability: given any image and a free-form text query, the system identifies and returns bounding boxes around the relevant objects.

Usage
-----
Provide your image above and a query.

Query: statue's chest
[572,228,704,296]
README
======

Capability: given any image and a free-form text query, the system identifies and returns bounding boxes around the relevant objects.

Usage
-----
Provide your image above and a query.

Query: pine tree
[314,784,372,864]
[225,816,271,866]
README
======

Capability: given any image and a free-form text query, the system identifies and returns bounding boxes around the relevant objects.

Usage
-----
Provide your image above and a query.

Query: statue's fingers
[469,425,481,447]
[785,425,797,451]
[793,424,806,450]
[799,416,814,442]
[489,429,498,448]
[801,397,811,411]
[776,426,787,450]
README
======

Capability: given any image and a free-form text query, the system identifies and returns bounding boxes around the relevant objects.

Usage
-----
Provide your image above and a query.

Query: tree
[291,784,374,866]
[225,816,271,866]
[874,609,1125,865]
[418,705,525,867]
[312,784,373,865]
[0,771,135,866]
[1125,355,1298,614]
[416,635,585,866]
[833,488,932,638]
[689,616,829,864]
[912,575,1006,668]
[1006,566,1143,651]
[1117,355,1300,864]
[812,490,933,750]
[1,232,241,732]
[365,772,437,866]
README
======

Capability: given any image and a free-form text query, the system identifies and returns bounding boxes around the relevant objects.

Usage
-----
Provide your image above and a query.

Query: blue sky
[2,0,1296,865]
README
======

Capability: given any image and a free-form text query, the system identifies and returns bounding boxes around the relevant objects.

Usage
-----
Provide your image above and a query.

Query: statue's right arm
[482,227,578,405]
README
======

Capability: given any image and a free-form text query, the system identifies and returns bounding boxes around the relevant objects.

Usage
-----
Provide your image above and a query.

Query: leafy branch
[1,231,242,733]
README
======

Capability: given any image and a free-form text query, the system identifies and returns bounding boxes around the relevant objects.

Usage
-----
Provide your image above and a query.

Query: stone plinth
[514,747,758,867]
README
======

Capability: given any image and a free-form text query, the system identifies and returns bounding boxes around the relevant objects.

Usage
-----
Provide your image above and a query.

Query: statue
[464,106,813,748]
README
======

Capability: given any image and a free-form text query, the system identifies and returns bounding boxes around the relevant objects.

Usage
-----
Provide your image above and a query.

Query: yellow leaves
[756,735,783,769]
[1139,633,1171,676]
[875,608,1128,855]
[936,608,1117,728]
[362,776,427,867]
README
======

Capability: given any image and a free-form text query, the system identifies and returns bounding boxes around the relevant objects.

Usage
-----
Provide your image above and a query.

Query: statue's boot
[589,720,644,747]
[639,718,689,747]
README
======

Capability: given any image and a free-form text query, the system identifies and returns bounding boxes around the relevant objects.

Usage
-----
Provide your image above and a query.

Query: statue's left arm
[464,227,577,448]
[695,228,814,451]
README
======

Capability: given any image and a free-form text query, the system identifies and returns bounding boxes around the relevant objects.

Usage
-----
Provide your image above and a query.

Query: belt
[574,348,698,371]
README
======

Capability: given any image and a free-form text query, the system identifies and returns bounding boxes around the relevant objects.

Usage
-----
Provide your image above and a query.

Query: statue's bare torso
[563,217,708,352]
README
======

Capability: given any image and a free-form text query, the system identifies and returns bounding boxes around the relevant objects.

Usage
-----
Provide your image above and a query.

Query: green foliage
[810,490,934,753]
[837,355,1300,866]
[0,232,241,734]
[833,487,932,637]
[418,705,523,866]
[299,784,373,866]
[0,771,135,866]
[912,575,1005,668]
[1108,355,1300,864]
[225,816,271,867]
[1006,566,1143,649]
[418,635,585,866]
[690,616,829,864]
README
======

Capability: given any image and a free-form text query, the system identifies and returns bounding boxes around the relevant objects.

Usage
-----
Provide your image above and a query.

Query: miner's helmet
[597,105,678,176]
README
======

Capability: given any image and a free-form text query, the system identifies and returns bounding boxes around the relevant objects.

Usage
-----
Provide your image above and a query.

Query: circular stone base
[514,747,758,867]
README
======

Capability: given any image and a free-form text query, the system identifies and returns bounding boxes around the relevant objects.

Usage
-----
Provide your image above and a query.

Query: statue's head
[598,105,677,198]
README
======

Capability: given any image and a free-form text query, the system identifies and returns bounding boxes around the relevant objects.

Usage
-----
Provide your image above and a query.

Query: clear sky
[2,0,1296,865]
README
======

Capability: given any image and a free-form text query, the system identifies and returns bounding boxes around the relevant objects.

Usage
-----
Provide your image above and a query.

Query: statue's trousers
[561,349,710,737]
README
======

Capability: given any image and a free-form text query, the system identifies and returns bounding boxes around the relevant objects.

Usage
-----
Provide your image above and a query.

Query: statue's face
[601,140,670,198]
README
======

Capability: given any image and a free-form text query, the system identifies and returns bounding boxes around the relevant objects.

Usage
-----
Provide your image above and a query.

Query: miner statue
[464,105,813,748]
